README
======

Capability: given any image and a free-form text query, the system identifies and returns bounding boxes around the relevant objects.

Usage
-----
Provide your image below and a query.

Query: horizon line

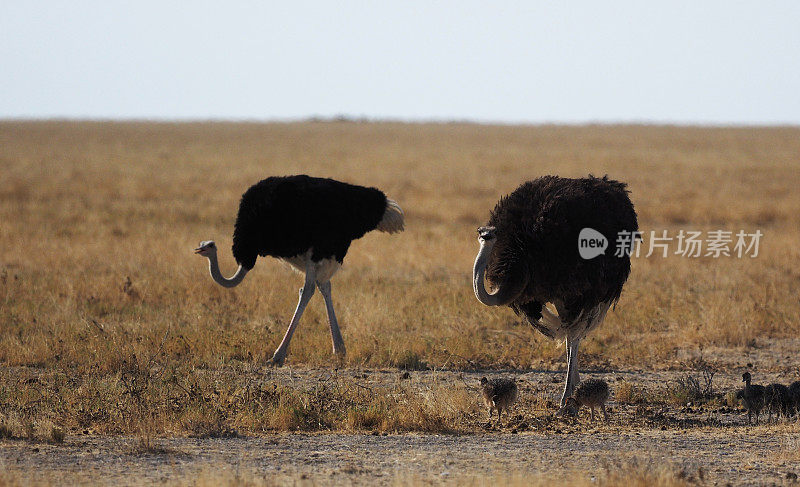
[1,115,799,129]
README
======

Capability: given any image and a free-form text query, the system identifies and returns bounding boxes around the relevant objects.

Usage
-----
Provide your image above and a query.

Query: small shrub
[616,381,647,404]
[668,372,714,405]
[0,423,14,439]
[50,426,65,444]
[726,390,741,408]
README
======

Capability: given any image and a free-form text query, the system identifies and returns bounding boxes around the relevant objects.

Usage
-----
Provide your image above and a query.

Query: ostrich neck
[473,240,516,306]
[207,253,248,288]
[472,240,528,306]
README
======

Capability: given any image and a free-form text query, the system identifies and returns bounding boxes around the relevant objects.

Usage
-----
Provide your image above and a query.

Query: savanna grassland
[2,121,800,485]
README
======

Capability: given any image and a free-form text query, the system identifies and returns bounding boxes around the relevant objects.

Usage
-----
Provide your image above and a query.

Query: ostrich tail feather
[377,198,405,234]
[540,304,565,330]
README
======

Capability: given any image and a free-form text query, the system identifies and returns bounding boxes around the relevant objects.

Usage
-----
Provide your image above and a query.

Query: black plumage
[197,174,403,367]
[232,175,389,269]
[473,175,637,407]
[486,175,638,326]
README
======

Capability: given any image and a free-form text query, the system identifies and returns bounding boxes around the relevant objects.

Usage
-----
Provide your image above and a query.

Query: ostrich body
[739,372,766,425]
[473,175,637,406]
[480,377,518,421]
[559,378,610,422]
[195,175,404,366]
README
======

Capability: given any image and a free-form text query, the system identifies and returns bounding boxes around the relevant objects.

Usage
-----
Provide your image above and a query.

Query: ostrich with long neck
[473,175,638,407]
[195,175,404,366]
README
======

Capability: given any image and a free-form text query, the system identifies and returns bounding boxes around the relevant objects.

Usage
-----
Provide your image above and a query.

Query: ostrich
[194,175,404,366]
[479,377,518,421]
[739,372,766,425]
[764,383,790,423]
[472,175,638,407]
[558,378,611,422]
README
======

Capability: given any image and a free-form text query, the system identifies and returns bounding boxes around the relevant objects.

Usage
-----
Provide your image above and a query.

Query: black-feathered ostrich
[472,175,638,406]
[194,175,404,366]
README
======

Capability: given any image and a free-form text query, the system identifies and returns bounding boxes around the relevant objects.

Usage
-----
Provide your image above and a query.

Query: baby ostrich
[480,377,518,421]
[558,378,610,422]
[738,372,766,425]
[764,383,790,423]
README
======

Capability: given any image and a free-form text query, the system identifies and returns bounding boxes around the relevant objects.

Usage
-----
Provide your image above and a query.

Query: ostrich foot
[269,351,287,367]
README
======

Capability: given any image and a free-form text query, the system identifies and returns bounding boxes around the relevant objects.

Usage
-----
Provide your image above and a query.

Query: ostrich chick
[738,372,766,425]
[764,383,790,423]
[558,378,610,422]
[480,377,518,421]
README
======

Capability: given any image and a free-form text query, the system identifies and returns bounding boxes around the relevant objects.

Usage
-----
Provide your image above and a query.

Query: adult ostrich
[194,175,404,366]
[472,175,638,406]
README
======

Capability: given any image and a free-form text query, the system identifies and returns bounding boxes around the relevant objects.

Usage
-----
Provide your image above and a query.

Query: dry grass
[1,121,799,437]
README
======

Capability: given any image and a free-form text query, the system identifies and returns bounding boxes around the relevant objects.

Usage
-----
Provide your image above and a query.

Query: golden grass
[1,121,799,435]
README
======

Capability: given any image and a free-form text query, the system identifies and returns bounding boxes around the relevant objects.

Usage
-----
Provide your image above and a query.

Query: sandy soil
[1,428,798,486]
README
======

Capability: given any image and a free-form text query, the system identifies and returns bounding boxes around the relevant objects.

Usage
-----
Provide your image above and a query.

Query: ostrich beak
[194,247,204,254]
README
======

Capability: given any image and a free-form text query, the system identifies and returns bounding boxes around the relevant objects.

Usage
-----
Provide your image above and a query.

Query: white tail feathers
[377,198,405,234]
[540,304,565,330]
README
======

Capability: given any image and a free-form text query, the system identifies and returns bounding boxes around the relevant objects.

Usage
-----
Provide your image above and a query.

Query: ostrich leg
[561,336,581,406]
[317,280,346,357]
[270,258,317,366]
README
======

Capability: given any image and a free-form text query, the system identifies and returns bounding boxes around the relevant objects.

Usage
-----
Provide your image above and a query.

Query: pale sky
[2,1,799,124]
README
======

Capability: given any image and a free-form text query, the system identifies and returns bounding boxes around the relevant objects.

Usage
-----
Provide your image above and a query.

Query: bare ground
[3,352,800,486]
[1,428,798,486]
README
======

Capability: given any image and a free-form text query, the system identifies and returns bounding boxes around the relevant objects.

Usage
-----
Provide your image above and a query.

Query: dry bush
[725,390,742,408]
[616,380,649,404]
[668,369,716,405]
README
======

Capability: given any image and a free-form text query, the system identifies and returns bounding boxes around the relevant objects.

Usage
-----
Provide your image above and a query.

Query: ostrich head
[472,226,528,307]
[194,240,217,258]
[195,240,248,288]
[742,372,752,384]
[478,226,496,242]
